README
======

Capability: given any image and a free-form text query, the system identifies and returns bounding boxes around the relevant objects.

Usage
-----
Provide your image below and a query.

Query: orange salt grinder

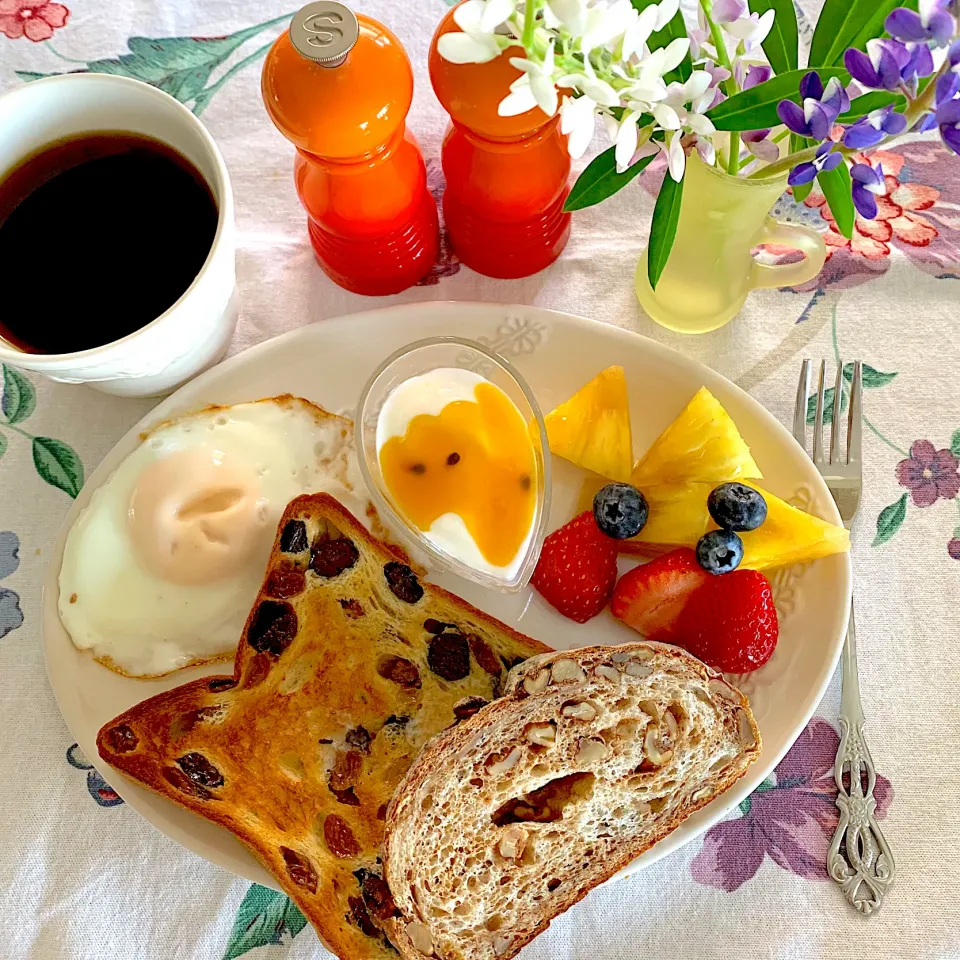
[262,1,439,296]
[429,4,572,280]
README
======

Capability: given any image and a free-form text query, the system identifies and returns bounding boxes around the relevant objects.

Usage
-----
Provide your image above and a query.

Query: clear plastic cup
[355,336,551,592]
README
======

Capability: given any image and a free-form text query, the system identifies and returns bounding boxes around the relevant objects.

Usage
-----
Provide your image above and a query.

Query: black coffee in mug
[0,131,218,354]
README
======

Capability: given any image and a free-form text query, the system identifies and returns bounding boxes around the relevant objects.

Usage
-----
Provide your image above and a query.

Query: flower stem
[830,306,908,457]
[0,422,32,440]
[45,42,88,64]
[522,0,537,49]
[699,2,740,174]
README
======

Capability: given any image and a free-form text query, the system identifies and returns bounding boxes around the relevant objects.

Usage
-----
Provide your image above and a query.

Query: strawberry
[610,548,710,642]
[677,570,779,673]
[531,512,618,623]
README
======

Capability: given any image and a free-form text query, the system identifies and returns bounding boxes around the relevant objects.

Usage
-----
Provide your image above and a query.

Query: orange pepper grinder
[262,2,439,296]
[429,4,571,279]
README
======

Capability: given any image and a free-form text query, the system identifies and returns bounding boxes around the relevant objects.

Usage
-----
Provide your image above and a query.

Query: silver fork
[793,359,895,915]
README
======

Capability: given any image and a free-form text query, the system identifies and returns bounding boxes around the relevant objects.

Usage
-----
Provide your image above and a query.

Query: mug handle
[750,217,827,290]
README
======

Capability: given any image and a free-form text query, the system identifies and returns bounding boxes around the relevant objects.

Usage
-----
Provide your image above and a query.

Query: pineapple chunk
[631,387,762,486]
[615,481,849,570]
[544,366,633,482]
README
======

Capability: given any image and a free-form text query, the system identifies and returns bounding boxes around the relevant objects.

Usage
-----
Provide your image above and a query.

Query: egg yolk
[379,382,536,568]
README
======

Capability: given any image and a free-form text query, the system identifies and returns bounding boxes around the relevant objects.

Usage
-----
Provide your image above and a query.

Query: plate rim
[41,300,852,891]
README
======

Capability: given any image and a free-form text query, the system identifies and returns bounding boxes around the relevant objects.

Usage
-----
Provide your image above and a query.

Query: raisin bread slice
[97,493,552,960]
[382,643,761,960]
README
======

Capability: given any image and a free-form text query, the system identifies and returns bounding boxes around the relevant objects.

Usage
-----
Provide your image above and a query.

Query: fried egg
[59,396,370,678]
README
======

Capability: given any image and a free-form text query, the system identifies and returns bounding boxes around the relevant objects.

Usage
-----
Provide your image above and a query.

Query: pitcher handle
[750,217,827,290]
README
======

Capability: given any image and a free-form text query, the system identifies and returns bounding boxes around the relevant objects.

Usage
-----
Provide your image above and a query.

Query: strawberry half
[531,512,618,623]
[677,570,779,673]
[610,548,710,642]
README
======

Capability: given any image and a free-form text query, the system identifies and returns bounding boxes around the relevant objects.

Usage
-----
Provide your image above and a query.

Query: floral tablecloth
[1,1,958,958]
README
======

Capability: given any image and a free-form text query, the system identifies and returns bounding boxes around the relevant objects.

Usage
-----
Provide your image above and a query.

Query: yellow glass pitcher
[635,152,827,334]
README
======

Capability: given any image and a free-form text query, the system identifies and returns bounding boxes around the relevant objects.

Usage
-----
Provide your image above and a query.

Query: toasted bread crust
[97,494,551,960]
[383,643,761,960]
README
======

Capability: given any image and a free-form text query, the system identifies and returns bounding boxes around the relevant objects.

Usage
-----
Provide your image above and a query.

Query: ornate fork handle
[827,604,895,914]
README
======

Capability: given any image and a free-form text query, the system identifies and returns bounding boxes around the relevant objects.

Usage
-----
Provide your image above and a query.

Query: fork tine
[830,360,844,464]
[793,359,811,448]
[848,360,863,464]
[812,360,826,463]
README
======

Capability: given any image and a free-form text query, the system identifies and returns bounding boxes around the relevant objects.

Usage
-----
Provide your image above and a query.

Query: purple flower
[850,162,887,218]
[885,1,955,47]
[741,62,772,90]
[712,0,746,23]
[937,70,960,105]
[903,41,935,82]
[842,104,908,148]
[844,39,911,90]
[691,719,893,891]
[950,38,960,65]
[949,537,960,559]
[896,439,960,505]
[777,73,849,140]
[938,97,960,154]
[788,142,842,186]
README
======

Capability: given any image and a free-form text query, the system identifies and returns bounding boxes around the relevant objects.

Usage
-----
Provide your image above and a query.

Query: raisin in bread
[382,643,761,960]
[97,493,552,960]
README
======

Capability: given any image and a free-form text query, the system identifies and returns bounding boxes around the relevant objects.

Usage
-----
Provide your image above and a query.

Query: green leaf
[32,437,84,498]
[951,428,960,458]
[817,160,855,240]
[1,365,36,424]
[15,17,287,106]
[706,68,848,131]
[750,0,798,75]
[222,884,307,960]
[0,433,7,460]
[632,0,692,82]
[854,364,898,388]
[647,171,684,291]
[810,0,916,68]
[564,148,656,211]
[837,91,901,123]
[873,493,907,547]
[15,71,50,82]
[806,384,847,426]
[792,180,814,202]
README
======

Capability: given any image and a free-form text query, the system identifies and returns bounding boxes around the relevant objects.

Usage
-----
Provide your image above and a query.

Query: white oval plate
[42,302,850,891]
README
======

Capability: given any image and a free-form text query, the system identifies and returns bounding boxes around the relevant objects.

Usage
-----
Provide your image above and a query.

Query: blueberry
[696,530,744,575]
[707,482,767,532]
[593,483,649,539]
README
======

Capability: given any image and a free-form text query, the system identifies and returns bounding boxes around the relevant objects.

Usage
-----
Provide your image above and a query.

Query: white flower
[560,94,598,158]
[437,0,502,64]
[557,58,622,107]
[480,0,517,32]
[501,41,559,117]
[723,9,775,49]
[621,4,659,61]
[644,37,692,77]
[612,110,656,171]
[581,0,635,55]
[663,129,686,181]
[545,0,588,34]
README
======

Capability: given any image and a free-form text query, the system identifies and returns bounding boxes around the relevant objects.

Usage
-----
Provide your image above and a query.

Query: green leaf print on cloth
[0,364,84,498]
[1,365,37,424]
[873,493,908,546]
[223,884,307,960]
[17,14,292,115]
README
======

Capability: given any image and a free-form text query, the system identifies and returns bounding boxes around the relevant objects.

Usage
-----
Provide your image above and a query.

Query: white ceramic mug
[0,74,238,397]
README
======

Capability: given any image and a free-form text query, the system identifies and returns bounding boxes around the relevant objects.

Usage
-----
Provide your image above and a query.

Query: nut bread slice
[97,493,552,960]
[382,642,761,960]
